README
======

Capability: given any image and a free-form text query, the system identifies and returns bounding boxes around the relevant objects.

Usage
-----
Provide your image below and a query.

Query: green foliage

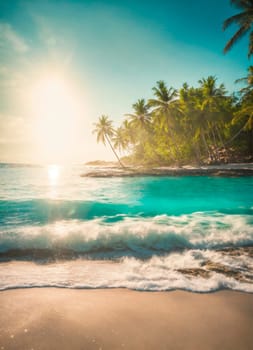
[92,115,125,167]
[223,0,253,57]
[94,70,253,166]
[92,115,114,145]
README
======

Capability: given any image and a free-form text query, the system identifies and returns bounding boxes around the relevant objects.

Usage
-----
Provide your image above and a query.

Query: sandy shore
[0,289,253,350]
[83,163,253,177]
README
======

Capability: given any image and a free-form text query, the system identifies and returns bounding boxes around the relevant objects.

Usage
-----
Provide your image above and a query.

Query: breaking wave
[0,249,253,292]
[0,213,252,260]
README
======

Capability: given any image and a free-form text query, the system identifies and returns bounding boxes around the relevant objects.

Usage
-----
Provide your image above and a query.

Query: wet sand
[0,288,253,350]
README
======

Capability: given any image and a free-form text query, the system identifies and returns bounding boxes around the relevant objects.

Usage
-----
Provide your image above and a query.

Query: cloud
[0,22,29,53]
[0,22,32,115]
[31,14,61,50]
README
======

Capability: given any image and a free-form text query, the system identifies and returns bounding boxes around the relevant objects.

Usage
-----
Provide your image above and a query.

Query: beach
[83,163,253,177]
[0,288,253,350]
[1,0,253,348]
[0,163,252,349]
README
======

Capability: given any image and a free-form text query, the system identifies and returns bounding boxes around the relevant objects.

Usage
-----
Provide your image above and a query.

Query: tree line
[93,0,253,166]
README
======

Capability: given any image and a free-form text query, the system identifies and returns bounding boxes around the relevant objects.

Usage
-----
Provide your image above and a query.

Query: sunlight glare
[30,72,84,164]
[48,164,60,185]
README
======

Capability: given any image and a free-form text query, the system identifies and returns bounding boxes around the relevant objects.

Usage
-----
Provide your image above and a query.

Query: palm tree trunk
[215,125,229,161]
[201,129,211,159]
[105,134,125,168]
[224,122,247,146]
[210,124,218,148]
[206,129,216,161]
[167,129,181,162]
[210,125,220,160]
[193,142,201,164]
[215,125,225,148]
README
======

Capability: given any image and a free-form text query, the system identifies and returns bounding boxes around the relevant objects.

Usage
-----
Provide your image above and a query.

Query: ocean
[0,163,252,292]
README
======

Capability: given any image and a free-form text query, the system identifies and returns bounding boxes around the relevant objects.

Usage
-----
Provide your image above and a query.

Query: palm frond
[230,0,253,11]
[223,12,251,30]
[223,25,250,53]
[248,30,253,56]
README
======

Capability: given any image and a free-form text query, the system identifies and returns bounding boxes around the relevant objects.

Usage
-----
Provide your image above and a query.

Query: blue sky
[0,0,251,163]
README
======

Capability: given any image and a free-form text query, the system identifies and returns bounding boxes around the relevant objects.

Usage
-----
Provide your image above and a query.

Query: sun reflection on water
[47,165,61,198]
[48,164,60,184]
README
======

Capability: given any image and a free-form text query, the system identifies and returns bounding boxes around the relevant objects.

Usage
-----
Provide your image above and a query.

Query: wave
[0,213,253,260]
[0,249,252,292]
[0,199,132,226]
[0,162,43,168]
[1,195,252,227]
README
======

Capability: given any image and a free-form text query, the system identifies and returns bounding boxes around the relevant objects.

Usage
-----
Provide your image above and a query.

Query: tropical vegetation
[93,115,125,167]
[93,1,253,166]
[223,0,253,57]
[93,74,253,166]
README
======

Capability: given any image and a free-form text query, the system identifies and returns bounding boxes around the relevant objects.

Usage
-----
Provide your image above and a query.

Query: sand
[83,162,253,177]
[0,289,253,350]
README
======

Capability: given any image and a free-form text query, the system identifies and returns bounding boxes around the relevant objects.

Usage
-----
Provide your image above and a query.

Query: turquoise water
[0,164,252,292]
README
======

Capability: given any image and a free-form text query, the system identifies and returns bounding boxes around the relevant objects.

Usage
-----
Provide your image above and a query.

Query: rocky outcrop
[82,163,253,177]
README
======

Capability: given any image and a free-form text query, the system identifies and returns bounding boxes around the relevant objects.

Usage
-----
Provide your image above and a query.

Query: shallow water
[0,163,252,292]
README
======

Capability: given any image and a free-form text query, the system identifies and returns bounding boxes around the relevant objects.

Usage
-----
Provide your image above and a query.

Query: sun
[30,72,83,164]
[48,164,60,183]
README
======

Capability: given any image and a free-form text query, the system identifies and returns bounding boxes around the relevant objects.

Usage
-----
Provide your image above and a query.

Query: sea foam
[0,249,252,292]
[0,213,252,258]
[0,166,252,292]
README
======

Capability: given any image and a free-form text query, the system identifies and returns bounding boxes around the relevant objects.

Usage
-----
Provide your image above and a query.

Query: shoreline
[0,288,253,349]
[82,162,253,177]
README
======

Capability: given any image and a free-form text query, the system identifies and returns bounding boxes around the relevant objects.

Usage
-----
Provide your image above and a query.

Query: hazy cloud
[0,22,31,115]
[0,22,29,53]
[31,14,66,51]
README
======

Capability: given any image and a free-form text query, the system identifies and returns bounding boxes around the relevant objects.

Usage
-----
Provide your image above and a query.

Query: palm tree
[227,95,253,157]
[223,0,253,57]
[232,87,253,131]
[148,81,180,159]
[181,86,211,160]
[121,120,136,150]
[113,127,128,153]
[236,65,253,94]
[232,105,253,130]
[93,115,124,167]
[124,99,152,162]
[148,81,178,128]
[217,66,253,152]
[125,99,151,130]
[198,76,226,104]
[198,76,228,155]
[178,83,204,162]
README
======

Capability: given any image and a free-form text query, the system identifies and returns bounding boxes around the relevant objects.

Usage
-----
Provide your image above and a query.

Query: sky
[0,0,252,164]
